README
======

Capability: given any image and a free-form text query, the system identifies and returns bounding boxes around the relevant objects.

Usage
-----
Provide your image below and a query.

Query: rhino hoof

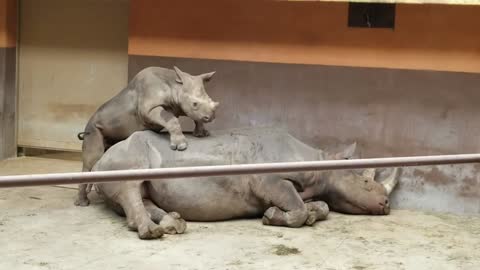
[193,129,210,137]
[262,206,279,225]
[138,222,164,239]
[159,212,187,234]
[305,214,317,226]
[170,142,188,151]
[74,198,90,207]
[176,142,188,151]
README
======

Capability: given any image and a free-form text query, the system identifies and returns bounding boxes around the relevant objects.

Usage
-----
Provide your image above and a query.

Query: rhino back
[90,87,146,141]
[94,127,322,172]
[139,127,320,168]
[129,67,177,92]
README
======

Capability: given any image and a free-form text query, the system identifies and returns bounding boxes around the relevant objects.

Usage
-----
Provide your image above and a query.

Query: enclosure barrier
[1,153,480,188]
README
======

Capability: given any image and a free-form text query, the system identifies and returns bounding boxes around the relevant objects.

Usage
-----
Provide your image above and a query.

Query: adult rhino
[92,128,399,239]
[75,66,219,206]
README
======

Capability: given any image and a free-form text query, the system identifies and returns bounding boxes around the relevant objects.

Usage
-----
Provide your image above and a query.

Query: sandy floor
[1,156,480,270]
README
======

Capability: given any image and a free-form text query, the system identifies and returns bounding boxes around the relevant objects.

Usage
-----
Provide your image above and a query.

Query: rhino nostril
[385,199,389,205]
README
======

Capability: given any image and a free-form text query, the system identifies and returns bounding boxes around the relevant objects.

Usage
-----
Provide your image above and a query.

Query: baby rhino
[75,66,219,206]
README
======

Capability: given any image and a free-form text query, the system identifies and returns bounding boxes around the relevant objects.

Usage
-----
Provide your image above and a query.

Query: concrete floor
[1,155,480,270]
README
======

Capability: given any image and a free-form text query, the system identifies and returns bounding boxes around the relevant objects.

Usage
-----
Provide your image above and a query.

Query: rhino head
[324,167,399,215]
[318,143,399,215]
[174,66,219,123]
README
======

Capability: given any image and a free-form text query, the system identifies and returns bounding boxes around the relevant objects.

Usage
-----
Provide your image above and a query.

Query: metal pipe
[1,153,480,188]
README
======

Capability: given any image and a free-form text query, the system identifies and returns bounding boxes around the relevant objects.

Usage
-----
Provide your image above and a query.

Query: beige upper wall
[0,0,16,48]
[129,1,480,73]
[17,0,129,151]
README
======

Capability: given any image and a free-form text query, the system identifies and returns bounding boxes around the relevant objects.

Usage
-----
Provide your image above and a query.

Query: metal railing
[1,153,480,188]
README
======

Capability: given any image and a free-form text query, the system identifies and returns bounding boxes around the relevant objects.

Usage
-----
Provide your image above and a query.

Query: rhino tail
[77,132,90,140]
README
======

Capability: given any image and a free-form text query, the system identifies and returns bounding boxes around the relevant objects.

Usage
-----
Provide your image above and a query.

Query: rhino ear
[174,66,186,84]
[333,142,357,160]
[199,71,216,82]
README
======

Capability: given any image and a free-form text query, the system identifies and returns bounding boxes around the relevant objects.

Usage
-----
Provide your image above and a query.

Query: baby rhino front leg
[145,106,187,151]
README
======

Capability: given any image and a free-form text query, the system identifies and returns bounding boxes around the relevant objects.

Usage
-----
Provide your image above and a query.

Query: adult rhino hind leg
[254,176,309,228]
[75,127,106,207]
[115,182,165,239]
[305,201,329,226]
[143,199,187,234]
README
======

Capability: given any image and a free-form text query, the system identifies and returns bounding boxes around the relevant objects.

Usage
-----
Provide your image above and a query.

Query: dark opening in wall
[348,3,396,29]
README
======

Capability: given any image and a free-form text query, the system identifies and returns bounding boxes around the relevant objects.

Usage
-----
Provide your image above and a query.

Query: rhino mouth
[333,199,388,215]
[201,116,213,123]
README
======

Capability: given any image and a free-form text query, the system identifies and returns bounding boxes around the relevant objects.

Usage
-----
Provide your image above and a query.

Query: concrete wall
[129,1,480,214]
[0,0,17,160]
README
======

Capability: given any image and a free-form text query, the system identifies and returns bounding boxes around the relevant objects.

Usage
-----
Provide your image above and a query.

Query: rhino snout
[202,111,216,123]
[376,197,390,215]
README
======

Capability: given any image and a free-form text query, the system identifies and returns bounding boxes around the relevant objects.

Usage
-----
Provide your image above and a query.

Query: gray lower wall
[129,55,480,214]
[0,47,16,160]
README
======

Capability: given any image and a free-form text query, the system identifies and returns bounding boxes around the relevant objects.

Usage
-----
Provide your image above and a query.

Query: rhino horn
[381,168,399,195]
[333,141,357,160]
[362,168,376,180]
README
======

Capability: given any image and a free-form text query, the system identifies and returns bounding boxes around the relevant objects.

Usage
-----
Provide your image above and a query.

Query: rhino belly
[146,177,264,221]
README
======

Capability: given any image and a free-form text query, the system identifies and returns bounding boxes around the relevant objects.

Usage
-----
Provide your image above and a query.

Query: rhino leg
[112,182,164,239]
[305,201,329,226]
[254,176,309,228]
[143,199,186,234]
[75,126,106,207]
[144,106,187,151]
[192,121,209,137]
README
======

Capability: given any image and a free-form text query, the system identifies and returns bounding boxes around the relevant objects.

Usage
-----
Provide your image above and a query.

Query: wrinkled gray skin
[75,66,219,207]
[93,128,399,239]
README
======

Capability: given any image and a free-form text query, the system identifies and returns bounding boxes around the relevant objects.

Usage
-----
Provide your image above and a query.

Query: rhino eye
[193,102,198,107]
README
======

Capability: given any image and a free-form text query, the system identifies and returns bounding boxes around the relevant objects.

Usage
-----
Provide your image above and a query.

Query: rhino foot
[159,212,187,234]
[262,206,307,228]
[74,197,90,207]
[193,128,210,138]
[138,221,165,239]
[74,184,90,207]
[305,201,329,226]
[170,136,188,151]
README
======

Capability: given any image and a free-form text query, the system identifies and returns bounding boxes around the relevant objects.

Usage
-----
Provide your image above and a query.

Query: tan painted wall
[129,1,480,73]
[17,0,129,151]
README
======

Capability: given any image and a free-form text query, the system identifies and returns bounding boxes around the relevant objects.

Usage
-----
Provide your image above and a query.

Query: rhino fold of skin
[92,127,399,239]
[75,66,220,207]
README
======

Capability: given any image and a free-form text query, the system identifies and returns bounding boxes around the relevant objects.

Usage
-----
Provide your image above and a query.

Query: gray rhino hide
[93,128,397,239]
[75,66,219,206]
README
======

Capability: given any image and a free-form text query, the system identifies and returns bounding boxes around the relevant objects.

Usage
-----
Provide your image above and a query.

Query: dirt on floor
[1,156,480,270]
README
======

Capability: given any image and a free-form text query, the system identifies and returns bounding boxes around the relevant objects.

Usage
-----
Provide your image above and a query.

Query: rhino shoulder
[133,67,176,84]
[99,131,169,170]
